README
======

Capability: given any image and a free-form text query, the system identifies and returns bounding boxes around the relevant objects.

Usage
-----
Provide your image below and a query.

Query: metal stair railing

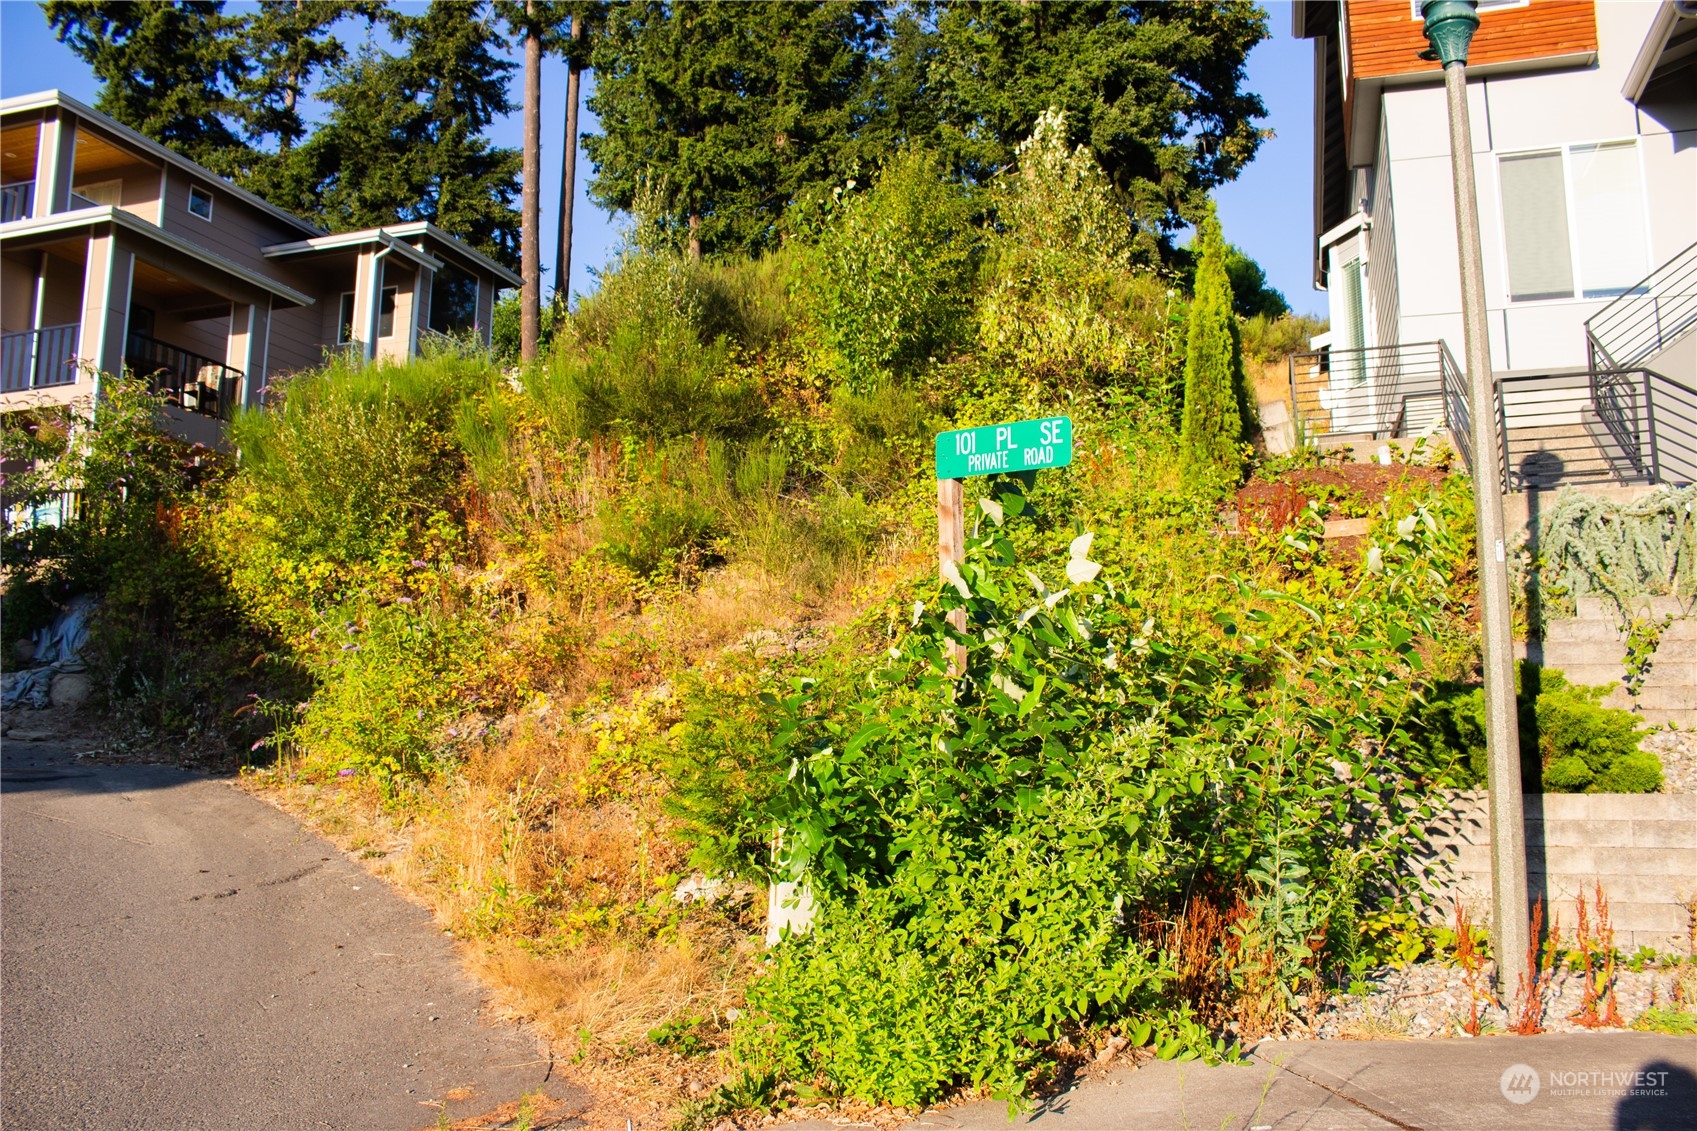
[1287,341,1454,446]
[1585,240,1697,372]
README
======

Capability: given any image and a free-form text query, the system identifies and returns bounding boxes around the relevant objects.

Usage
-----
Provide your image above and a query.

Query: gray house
[1,90,521,444]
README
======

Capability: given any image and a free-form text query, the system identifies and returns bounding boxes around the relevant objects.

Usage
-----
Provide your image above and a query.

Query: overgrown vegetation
[1,115,1668,1123]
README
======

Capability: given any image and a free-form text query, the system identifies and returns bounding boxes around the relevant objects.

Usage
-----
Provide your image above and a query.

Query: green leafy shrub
[1240,313,1327,366]
[802,147,979,385]
[267,598,492,784]
[977,108,1175,389]
[1411,665,1658,793]
[1,383,280,753]
[220,355,479,634]
[702,481,1454,1102]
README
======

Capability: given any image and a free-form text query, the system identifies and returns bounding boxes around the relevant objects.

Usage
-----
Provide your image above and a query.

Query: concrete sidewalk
[796,1032,1696,1131]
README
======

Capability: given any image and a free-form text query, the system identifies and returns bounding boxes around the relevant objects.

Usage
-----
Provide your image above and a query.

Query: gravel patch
[1308,960,1690,1040]
[1643,727,1697,794]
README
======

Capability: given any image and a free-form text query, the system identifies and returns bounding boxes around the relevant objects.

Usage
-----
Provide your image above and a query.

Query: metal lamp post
[1421,0,1530,995]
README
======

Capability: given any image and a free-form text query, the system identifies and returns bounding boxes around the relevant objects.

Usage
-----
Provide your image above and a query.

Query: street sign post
[934,416,1074,674]
[934,416,1074,480]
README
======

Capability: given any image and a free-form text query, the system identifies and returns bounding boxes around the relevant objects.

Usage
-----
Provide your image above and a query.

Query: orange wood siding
[1347,1,1597,80]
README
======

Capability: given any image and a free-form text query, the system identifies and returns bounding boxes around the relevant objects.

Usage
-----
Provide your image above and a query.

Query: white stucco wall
[1342,1,1692,375]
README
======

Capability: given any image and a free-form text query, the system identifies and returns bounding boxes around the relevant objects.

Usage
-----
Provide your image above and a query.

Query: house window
[378,286,397,338]
[1499,141,1648,303]
[429,268,479,333]
[187,184,214,221]
[74,179,123,208]
[338,292,356,344]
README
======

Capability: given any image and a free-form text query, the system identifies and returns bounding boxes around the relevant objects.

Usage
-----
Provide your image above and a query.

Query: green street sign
[935,416,1073,480]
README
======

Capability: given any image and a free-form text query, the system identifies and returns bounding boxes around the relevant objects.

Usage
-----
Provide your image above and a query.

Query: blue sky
[1,1,1320,315]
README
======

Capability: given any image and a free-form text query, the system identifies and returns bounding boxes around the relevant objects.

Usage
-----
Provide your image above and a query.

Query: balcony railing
[1288,341,1462,444]
[1290,339,1695,491]
[1494,369,1697,491]
[1,323,81,393]
[1,181,33,223]
[123,331,243,421]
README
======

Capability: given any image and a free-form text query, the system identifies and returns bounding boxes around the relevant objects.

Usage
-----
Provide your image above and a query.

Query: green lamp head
[1420,0,1480,66]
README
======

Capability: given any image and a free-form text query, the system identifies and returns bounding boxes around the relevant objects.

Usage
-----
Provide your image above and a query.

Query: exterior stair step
[1574,595,1692,620]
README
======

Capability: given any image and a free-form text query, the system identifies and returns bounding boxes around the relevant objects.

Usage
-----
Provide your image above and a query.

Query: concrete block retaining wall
[1424,792,1696,953]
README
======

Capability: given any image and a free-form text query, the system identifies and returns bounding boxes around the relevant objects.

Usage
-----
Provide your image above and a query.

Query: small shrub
[977,108,1174,389]
[1410,664,1658,793]
[1180,203,1250,478]
[267,599,493,784]
[801,147,979,385]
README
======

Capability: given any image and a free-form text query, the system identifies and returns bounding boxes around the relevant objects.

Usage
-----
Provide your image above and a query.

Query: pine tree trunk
[554,16,584,307]
[688,213,701,262]
[521,2,542,363]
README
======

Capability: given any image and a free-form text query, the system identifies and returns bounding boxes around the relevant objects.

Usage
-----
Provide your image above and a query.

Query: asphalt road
[1,737,587,1130]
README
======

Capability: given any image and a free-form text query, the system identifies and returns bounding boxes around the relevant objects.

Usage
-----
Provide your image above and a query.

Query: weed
[1569,883,1624,1028]
[1512,897,1557,1036]
[1452,902,1490,1036]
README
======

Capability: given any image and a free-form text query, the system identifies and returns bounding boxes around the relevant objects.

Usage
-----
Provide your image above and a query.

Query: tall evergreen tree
[257,1,522,269]
[925,1,1268,254]
[554,2,605,303]
[1180,204,1250,476]
[43,1,252,173]
[493,0,551,360]
[584,0,882,259]
[236,1,388,154]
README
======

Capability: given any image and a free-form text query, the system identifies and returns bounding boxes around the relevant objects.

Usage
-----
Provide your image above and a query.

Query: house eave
[0,206,316,308]
[0,89,326,239]
[262,229,445,273]
[378,221,524,289]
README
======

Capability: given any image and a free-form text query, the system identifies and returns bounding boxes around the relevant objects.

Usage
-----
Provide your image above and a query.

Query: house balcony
[0,322,243,423]
[1,323,80,394]
[1,180,33,223]
[123,331,243,422]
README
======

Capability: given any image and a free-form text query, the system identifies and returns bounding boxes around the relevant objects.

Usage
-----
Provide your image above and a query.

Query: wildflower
[250,738,267,752]
[337,768,356,778]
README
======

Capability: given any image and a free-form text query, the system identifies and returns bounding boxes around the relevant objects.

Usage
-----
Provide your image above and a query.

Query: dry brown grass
[241,530,923,1126]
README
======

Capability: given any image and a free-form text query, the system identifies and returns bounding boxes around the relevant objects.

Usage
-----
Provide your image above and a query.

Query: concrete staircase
[1524,595,1697,727]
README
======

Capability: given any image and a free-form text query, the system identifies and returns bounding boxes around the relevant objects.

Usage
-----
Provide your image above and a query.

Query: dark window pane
[429,267,478,333]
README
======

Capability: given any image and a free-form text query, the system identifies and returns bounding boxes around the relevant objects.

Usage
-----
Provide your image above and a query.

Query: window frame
[187,183,215,222]
[1495,137,1653,307]
[337,292,356,345]
[378,286,398,339]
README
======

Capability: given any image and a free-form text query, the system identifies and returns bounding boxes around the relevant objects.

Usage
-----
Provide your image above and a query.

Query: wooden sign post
[933,416,1074,676]
[936,475,967,674]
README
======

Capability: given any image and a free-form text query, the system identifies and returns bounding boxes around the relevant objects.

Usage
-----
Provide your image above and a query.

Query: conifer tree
[257,1,522,270]
[44,1,252,172]
[1180,204,1251,476]
[585,0,881,259]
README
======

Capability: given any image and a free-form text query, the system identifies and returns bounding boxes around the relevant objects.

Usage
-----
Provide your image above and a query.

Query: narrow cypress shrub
[1181,204,1252,477]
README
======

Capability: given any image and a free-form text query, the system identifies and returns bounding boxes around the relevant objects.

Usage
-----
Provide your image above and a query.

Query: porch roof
[0,205,315,308]
[261,228,445,273]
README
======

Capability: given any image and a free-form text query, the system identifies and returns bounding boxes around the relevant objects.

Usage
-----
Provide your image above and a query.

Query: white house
[1292,0,1696,487]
